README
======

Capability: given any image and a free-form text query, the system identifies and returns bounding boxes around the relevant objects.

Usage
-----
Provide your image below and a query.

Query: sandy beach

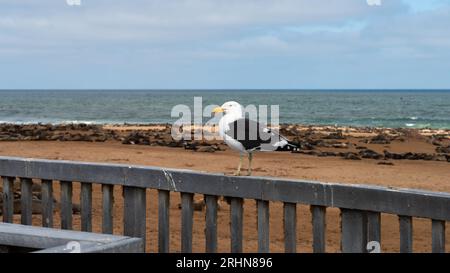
[0,124,449,253]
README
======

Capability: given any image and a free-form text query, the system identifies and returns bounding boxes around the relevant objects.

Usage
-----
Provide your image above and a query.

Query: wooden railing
[0,156,448,253]
[0,222,143,253]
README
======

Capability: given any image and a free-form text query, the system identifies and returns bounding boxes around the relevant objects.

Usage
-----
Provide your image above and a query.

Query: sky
[1,0,450,89]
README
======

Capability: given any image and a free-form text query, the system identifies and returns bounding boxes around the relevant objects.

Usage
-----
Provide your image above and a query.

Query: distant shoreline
[2,89,450,92]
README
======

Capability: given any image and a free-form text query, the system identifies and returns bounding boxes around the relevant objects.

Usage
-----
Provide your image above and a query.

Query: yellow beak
[212,107,224,113]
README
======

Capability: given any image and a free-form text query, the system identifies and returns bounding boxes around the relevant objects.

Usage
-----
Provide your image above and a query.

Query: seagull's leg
[247,152,253,176]
[234,152,243,176]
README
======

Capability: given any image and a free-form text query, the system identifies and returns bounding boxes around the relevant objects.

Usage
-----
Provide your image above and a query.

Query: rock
[446,155,450,162]
[423,154,437,161]
[193,200,205,211]
[403,152,435,161]
[121,132,150,145]
[342,152,361,160]
[383,150,404,160]
[155,140,166,146]
[50,134,61,141]
[50,201,81,215]
[318,151,338,157]
[11,198,44,214]
[324,131,345,140]
[378,161,394,166]
[196,146,216,153]
[72,203,81,214]
[291,150,318,156]
[436,146,450,153]
[70,134,82,141]
[92,135,107,142]
[167,140,184,148]
[184,142,198,150]
[368,134,391,144]
[33,192,42,200]
[291,138,317,150]
[299,141,315,150]
[216,144,228,151]
[332,142,350,149]
[432,139,443,146]
[359,149,383,160]
[177,200,207,211]
[384,150,436,161]
[31,182,41,193]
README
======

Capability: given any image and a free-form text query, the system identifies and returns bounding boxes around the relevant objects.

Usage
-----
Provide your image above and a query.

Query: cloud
[1,0,450,88]
[0,1,383,46]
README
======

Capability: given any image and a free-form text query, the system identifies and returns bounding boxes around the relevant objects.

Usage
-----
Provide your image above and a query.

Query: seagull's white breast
[218,113,247,153]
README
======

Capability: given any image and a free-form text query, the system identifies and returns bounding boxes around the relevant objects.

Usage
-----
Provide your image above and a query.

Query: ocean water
[0,90,449,129]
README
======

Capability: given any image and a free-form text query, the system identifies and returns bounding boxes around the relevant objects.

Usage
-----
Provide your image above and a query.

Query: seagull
[212,101,298,176]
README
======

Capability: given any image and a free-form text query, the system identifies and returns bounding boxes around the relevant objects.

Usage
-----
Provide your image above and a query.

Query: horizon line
[1,88,450,92]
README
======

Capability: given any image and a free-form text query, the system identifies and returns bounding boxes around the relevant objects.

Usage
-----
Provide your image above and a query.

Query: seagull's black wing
[225,118,273,151]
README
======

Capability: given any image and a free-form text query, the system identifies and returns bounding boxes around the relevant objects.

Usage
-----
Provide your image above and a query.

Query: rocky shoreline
[0,123,449,163]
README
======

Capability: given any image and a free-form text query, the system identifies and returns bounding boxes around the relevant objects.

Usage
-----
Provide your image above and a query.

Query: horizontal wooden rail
[1,156,449,221]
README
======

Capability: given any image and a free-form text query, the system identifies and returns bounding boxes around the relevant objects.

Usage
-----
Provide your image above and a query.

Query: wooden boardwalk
[0,156,448,253]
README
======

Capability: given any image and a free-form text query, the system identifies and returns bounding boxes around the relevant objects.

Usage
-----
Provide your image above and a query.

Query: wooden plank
[432,220,445,253]
[158,190,170,253]
[204,195,218,253]
[2,177,14,223]
[3,156,450,221]
[399,215,413,253]
[181,192,194,253]
[37,238,144,253]
[230,197,244,253]
[311,205,326,253]
[366,211,381,244]
[283,202,297,253]
[80,182,92,232]
[123,186,147,251]
[20,178,33,225]
[0,222,144,253]
[341,209,367,253]
[102,184,114,234]
[41,179,53,228]
[60,181,72,230]
[257,200,270,253]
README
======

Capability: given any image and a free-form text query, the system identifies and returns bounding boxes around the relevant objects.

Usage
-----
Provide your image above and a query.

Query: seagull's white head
[212,101,243,119]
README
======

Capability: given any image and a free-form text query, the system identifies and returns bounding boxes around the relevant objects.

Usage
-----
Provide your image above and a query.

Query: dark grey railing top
[0,156,450,221]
